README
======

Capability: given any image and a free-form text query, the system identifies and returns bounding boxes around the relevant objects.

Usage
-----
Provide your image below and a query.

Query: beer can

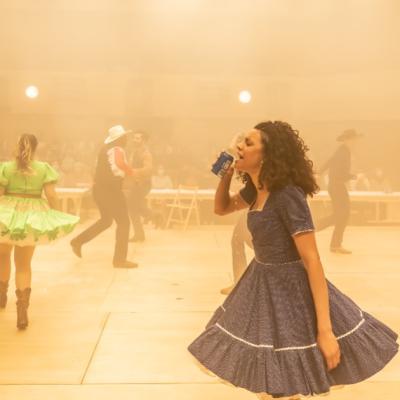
[211,151,235,178]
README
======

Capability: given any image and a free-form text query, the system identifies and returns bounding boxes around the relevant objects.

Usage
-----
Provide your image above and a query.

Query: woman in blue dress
[188,121,398,399]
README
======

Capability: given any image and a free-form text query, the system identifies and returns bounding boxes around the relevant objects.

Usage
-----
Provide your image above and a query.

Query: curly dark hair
[244,121,319,196]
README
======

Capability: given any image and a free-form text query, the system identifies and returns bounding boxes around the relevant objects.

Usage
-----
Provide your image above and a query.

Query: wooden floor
[0,221,399,399]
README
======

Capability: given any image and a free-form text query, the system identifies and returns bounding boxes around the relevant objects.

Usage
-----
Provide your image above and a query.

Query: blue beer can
[211,151,235,178]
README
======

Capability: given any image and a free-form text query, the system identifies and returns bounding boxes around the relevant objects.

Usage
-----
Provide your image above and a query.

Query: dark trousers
[316,182,350,248]
[128,184,151,239]
[72,186,130,264]
[232,211,253,283]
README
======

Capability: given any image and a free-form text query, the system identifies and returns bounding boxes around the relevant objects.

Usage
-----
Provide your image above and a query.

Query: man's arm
[132,150,153,179]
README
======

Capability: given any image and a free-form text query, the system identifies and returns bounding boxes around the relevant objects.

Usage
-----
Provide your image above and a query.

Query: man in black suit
[316,129,363,254]
[70,125,139,268]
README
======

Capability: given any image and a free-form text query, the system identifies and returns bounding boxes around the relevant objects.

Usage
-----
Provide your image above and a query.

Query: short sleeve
[276,185,314,236]
[239,179,256,205]
[43,162,59,184]
[0,163,9,187]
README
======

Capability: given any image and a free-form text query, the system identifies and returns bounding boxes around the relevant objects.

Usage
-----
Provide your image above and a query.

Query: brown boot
[0,281,9,308]
[16,288,31,330]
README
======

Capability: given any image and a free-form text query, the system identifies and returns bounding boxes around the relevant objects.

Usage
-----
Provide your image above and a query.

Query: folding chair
[165,185,201,230]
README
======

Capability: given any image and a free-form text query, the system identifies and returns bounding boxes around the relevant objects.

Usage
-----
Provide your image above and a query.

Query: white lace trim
[292,228,314,236]
[107,147,126,177]
[215,309,365,351]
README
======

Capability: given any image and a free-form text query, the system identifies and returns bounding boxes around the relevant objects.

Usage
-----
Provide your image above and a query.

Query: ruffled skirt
[0,195,79,246]
[188,259,398,398]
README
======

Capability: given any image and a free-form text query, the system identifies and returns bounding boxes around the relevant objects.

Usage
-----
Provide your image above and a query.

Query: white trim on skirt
[215,308,365,351]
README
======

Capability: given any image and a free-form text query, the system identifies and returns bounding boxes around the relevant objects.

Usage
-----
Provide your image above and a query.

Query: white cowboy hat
[104,125,132,144]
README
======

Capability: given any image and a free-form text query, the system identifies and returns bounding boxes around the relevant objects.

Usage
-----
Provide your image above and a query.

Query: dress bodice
[0,161,58,196]
[247,185,314,264]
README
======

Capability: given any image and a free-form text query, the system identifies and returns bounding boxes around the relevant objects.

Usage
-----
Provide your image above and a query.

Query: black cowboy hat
[337,129,364,142]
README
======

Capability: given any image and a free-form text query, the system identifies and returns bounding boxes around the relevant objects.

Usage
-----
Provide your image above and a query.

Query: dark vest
[94,146,123,191]
[328,144,352,184]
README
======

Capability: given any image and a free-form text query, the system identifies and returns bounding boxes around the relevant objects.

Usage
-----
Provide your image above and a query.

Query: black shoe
[113,260,139,269]
[129,236,145,243]
[70,240,82,258]
[330,246,352,254]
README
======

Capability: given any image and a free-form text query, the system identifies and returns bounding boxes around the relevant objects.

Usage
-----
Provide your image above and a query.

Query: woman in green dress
[0,134,79,330]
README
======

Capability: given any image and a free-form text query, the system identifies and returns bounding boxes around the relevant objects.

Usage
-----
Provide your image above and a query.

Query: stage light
[25,86,39,99]
[239,90,251,104]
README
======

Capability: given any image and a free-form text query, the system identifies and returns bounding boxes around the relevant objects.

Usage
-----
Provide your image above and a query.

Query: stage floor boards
[0,222,399,399]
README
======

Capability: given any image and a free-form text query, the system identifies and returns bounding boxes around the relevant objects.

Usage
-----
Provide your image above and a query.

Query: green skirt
[0,195,79,246]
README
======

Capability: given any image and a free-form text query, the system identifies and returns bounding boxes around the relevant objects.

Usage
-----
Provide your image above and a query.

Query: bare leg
[257,393,273,400]
[14,246,35,329]
[14,246,35,290]
[0,243,12,283]
[0,244,12,307]
[221,211,253,295]
[257,394,300,400]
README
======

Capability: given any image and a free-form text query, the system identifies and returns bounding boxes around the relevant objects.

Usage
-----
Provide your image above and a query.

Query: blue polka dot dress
[188,185,398,398]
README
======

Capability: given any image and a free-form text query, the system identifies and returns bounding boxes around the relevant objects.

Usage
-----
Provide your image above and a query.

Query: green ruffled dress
[0,160,79,246]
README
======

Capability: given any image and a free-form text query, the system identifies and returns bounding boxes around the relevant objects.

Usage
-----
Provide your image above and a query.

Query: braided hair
[15,134,38,173]
[250,121,319,196]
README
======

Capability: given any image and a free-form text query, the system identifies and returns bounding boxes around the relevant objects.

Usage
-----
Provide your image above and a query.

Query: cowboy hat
[104,125,132,144]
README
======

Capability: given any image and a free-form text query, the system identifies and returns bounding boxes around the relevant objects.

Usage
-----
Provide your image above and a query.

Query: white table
[148,189,400,223]
[314,190,400,223]
[56,187,400,222]
[149,188,400,202]
[56,188,90,216]
[148,188,215,200]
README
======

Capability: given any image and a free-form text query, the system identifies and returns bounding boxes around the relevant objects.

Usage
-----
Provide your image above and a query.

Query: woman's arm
[43,183,60,211]
[293,232,341,371]
[0,187,4,196]
[214,167,248,215]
